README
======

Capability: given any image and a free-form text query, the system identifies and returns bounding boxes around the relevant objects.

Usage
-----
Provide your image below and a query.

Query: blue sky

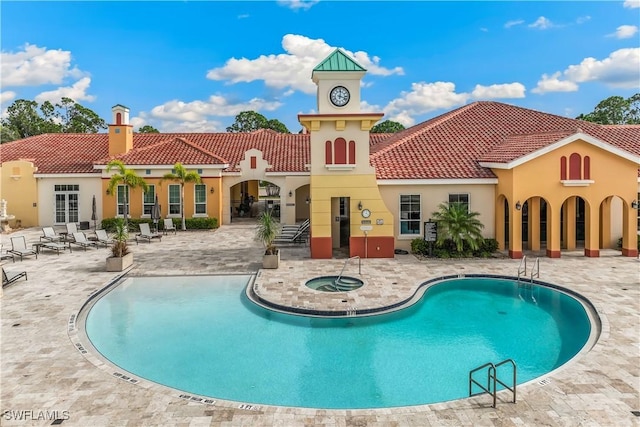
[1,1,639,133]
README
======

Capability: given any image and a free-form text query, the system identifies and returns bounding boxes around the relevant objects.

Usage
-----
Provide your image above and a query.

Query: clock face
[361,209,371,218]
[330,86,350,107]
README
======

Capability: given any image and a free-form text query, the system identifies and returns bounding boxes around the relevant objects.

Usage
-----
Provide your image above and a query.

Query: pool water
[84,275,592,409]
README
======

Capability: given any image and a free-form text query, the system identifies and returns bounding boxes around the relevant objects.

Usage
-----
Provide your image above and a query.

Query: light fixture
[305,196,311,204]
[210,187,215,194]
[105,189,111,196]
[632,199,639,209]
[357,201,363,210]
[288,191,293,197]
[515,201,522,211]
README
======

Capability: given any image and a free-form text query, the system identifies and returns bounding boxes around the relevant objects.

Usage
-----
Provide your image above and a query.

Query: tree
[161,163,202,230]
[1,98,106,141]
[106,160,149,229]
[137,125,159,133]
[371,120,406,133]
[431,202,484,253]
[576,93,640,124]
[226,111,290,133]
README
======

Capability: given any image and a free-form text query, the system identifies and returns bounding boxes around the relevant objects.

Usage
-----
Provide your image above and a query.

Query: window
[194,184,206,215]
[400,195,421,235]
[449,193,469,212]
[143,185,155,216]
[117,185,129,216]
[54,184,79,224]
[169,184,181,215]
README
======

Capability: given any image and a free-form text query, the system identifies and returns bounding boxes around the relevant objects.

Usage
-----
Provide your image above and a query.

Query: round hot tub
[305,275,364,292]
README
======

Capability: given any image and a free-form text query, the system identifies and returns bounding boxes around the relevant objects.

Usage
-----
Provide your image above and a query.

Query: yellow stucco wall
[0,160,38,227]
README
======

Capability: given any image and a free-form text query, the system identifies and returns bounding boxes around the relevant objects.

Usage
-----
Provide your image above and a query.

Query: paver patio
[1,224,638,426]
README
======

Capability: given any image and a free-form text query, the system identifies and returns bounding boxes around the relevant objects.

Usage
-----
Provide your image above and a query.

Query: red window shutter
[325,141,332,164]
[348,140,356,164]
[251,156,257,169]
[116,112,122,125]
[560,156,567,180]
[583,156,590,180]
[569,153,581,179]
[335,138,347,164]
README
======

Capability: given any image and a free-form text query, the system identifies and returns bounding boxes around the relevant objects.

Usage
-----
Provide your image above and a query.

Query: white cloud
[471,83,526,99]
[623,0,640,8]
[1,43,84,87]
[145,95,282,123]
[576,15,591,24]
[564,48,640,88]
[237,14,250,19]
[611,25,638,39]
[533,48,640,93]
[504,19,524,29]
[276,0,319,11]
[529,16,554,30]
[532,72,579,94]
[1,91,17,106]
[206,34,403,94]
[383,81,469,126]
[34,77,95,104]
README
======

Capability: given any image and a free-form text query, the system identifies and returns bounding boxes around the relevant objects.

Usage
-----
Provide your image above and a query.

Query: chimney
[108,104,133,156]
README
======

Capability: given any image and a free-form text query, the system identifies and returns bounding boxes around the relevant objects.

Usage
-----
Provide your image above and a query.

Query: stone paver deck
[1,224,639,426]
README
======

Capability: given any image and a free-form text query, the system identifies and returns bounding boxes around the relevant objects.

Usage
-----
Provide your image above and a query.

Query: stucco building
[2,49,639,259]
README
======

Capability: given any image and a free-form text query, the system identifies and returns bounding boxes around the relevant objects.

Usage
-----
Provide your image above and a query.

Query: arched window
[116,112,122,125]
[334,138,347,164]
[583,156,590,179]
[569,153,581,179]
[560,156,567,180]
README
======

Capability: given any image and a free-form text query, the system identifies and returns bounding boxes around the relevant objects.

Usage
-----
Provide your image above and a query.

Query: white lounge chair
[95,229,114,247]
[136,223,162,244]
[273,221,310,244]
[40,226,63,243]
[163,218,177,235]
[71,232,98,251]
[9,236,37,261]
[2,267,27,287]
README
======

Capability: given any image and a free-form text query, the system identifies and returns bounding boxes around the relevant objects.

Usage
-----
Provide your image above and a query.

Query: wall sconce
[210,187,215,194]
[632,200,639,209]
[357,201,363,210]
[288,191,293,197]
[305,196,311,204]
[515,201,522,211]
[105,188,111,196]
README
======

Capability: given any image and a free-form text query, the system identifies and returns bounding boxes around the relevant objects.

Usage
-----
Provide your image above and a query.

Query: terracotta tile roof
[2,103,638,180]
[370,101,640,179]
[1,133,109,174]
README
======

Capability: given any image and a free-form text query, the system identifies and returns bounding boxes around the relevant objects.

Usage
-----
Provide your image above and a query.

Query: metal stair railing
[469,359,517,408]
[335,256,361,287]
[517,256,527,281]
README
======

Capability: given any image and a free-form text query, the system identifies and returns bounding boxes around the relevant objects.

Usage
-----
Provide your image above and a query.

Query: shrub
[410,238,428,255]
[102,217,218,232]
[184,217,218,230]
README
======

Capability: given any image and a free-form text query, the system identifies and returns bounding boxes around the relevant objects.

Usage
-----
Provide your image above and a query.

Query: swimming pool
[83,274,594,409]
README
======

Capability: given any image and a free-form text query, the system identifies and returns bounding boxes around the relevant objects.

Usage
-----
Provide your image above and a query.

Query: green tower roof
[313,49,366,72]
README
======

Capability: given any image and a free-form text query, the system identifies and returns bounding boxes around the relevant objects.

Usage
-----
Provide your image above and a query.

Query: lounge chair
[9,236,38,261]
[40,226,63,243]
[95,229,114,247]
[136,223,162,244]
[279,219,310,235]
[163,218,177,235]
[2,267,27,287]
[1,244,14,263]
[273,221,310,244]
[64,223,78,242]
[71,232,98,251]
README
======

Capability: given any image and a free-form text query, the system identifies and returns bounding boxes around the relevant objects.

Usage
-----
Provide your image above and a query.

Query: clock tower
[299,49,395,259]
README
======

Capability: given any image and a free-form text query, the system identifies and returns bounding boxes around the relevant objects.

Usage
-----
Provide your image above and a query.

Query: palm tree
[431,202,484,253]
[106,160,149,229]
[161,163,202,230]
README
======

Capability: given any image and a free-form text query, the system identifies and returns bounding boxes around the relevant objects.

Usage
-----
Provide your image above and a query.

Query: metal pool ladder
[469,359,517,408]
[518,256,540,282]
[335,256,361,286]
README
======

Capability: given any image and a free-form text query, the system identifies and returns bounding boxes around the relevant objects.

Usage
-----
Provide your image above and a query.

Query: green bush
[410,238,428,255]
[409,237,499,258]
[101,217,218,232]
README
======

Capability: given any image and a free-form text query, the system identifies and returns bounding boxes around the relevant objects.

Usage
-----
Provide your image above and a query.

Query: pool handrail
[335,256,361,287]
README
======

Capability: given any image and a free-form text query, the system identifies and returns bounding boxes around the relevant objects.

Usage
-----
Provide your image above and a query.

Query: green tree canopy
[161,163,202,230]
[371,120,406,133]
[226,111,290,133]
[106,160,149,229]
[137,125,160,133]
[576,93,639,124]
[431,202,485,253]
[1,98,107,142]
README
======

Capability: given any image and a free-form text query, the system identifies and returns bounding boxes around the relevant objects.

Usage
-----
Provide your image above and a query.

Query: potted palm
[255,211,279,269]
[106,218,133,272]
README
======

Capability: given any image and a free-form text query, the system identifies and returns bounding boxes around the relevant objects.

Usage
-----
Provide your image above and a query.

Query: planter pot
[262,250,280,269]
[106,252,134,272]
